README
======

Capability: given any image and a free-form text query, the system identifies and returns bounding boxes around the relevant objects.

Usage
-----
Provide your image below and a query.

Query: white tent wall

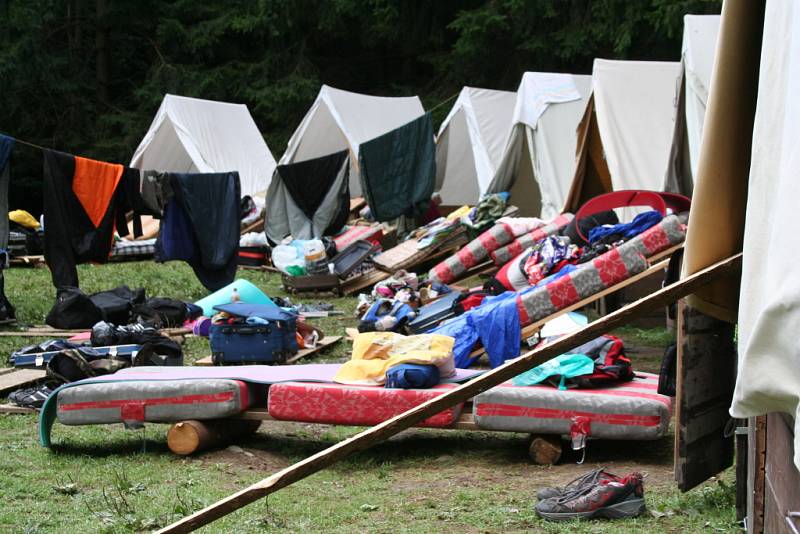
[279,85,425,198]
[434,87,516,206]
[130,94,277,198]
[435,109,481,205]
[731,0,800,471]
[488,73,590,219]
[592,60,682,194]
[684,15,721,181]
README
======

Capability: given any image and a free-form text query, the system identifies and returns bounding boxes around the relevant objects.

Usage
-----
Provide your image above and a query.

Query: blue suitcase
[209,304,299,365]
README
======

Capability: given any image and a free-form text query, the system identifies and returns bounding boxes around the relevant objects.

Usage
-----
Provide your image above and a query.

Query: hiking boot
[536,468,620,500]
[8,383,55,409]
[535,472,645,521]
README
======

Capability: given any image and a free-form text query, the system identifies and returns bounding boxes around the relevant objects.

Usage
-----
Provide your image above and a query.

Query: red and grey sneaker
[535,472,646,521]
[536,468,621,500]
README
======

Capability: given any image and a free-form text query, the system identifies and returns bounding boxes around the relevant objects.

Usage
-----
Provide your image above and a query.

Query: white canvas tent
[565,60,682,212]
[130,94,277,198]
[487,72,592,219]
[434,87,517,207]
[279,85,426,197]
[665,15,721,195]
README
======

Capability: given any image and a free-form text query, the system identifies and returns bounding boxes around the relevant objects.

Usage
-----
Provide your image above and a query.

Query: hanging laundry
[143,171,240,291]
[0,135,14,255]
[358,113,435,222]
[42,150,138,289]
[265,150,350,243]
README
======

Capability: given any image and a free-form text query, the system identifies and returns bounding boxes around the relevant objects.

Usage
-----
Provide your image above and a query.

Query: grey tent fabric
[358,113,435,222]
[265,151,350,243]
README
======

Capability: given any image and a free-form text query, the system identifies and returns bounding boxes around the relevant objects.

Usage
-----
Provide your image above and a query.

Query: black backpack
[133,297,201,329]
[46,286,145,329]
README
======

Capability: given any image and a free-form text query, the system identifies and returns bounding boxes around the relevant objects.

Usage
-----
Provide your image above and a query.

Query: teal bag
[512,354,594,389]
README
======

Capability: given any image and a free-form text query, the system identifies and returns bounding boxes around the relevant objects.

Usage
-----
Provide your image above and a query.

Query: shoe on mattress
[536,468,619,500]
[536,472,645,521]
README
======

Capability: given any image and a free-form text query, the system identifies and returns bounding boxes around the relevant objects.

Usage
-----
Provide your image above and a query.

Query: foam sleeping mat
[472,373,672,440]
[57,379,254,427]
[268,382,463,428]
[39,364,484,447]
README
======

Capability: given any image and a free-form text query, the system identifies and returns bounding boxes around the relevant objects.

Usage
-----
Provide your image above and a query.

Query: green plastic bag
[512,354,594,389]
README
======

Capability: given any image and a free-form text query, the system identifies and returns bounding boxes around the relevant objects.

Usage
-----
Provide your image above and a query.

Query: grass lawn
[0,261,738,533]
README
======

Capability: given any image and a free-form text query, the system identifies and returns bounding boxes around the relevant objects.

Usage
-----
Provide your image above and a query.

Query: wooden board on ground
[341,269,389,296]
[156,252,742,534]
[193,336,342,367]
[0,326,191,339]
[0,404,37,415]
[373,227,467,273]
[9,255,45,267]
[0,369,46,395]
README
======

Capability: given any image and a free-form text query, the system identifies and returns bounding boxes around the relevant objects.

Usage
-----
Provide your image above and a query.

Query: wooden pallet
[193,335,342,366]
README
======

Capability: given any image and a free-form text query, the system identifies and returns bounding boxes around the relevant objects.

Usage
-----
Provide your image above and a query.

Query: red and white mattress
[473,373,671,440]
[334,225,384,251]
[268,382,463,428]
[57,379,254,426]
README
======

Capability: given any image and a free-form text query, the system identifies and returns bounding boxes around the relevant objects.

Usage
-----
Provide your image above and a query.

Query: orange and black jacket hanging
[42,150,140,289]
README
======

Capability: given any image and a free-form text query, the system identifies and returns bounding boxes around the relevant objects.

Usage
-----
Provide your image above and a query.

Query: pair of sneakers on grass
[535,468,646,521]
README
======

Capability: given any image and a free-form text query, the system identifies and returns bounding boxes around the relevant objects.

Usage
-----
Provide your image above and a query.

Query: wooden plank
[763,413,800,534]
[194,336,342,366]
[736,423,748,522]
[0,404,37,414]
[341,269,389,296]
[156,252,742,534]
[675,303,737,491]
[748,415,767,534]
[285,336,342,364]
[0,370,46,395]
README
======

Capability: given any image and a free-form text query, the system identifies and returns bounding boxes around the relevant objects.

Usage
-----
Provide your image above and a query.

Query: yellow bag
[9,210,40,230]
[334,332,455,386]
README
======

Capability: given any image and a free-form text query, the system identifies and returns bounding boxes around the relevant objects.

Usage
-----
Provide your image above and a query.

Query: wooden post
[747,415,767,533]
[167,420,260,456]
[528,435,562,465]
[674,301,736,491]
[156,253,741,534]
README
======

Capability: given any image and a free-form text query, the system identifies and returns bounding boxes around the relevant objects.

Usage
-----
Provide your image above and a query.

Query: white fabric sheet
[279,85,425,197]
[592,60,682,195]
[130,94,277,198]
[512,72,581,128]
[731,0,800,470]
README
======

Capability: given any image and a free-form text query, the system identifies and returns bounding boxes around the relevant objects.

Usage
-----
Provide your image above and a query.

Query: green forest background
[0,0,721,213]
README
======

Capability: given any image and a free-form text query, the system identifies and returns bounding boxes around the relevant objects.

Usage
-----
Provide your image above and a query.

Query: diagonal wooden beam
[157,252,742,534]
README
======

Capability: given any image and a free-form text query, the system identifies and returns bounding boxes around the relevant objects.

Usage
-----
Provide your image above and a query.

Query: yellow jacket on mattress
[334,332,456,386]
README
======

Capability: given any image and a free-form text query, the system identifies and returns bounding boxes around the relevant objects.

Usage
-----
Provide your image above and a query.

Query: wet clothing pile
[588,210,662,245]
